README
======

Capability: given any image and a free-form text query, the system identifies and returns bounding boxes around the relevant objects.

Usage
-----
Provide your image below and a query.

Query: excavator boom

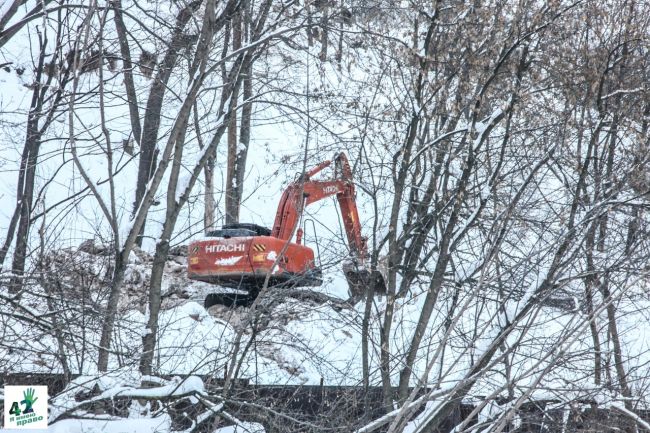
[272,154,367,257]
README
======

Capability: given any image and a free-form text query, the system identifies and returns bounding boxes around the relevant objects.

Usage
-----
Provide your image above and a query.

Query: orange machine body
[188,234,320,288]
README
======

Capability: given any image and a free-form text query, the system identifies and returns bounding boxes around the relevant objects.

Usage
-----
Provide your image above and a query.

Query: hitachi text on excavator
[187,153,385,307]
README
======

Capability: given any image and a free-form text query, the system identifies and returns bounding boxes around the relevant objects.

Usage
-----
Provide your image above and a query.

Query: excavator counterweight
[188,153,385,308]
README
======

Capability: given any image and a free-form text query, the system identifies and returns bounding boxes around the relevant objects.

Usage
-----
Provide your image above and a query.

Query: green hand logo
[20,388,38,414]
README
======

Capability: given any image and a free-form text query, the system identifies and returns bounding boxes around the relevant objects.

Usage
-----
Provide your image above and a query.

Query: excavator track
[203,270,323,308]
[204,291,257,308]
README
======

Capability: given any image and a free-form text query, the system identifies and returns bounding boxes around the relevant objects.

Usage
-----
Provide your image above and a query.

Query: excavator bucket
[342,261,386,301]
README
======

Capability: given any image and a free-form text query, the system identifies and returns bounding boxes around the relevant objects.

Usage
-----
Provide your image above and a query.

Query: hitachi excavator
[187,152,385,308]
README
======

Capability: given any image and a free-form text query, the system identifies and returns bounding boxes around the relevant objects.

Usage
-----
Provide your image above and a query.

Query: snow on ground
[1,416,264,433]
[4,246,649,394]
[48,416,174,433]
[2,245,650,433]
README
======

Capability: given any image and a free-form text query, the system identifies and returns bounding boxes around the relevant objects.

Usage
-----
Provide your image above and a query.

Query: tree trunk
[319,5,328,62]
[9,35,50,291]
[97,253,127,371]
[204,159,216,232]
[0,0,22,32]
[139,238,169,374]
[233,54,252,214]
[0,143,31,270]
[112,0,141,146]
[381,113,420,408]
[138,0,254,373]
[139,83,245,374]
[585,223,603,385]
[10,135,39,291]
[600,278,633,411]
[140,108,192,374]
[225,11,242,225]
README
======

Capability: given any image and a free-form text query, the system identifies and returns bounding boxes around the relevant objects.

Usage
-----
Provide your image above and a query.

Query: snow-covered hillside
[3,0,650,432]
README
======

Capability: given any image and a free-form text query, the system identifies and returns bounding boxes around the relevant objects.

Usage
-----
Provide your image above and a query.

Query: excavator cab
[188,153,385,308]
[188,223,322,296]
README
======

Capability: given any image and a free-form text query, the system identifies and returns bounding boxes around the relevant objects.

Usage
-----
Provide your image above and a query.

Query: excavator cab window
[206,228,256,238]
[206,223,272,238]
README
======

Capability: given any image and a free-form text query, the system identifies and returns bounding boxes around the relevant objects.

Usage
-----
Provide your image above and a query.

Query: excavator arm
[271,153,368,263]
[331,154,368,262]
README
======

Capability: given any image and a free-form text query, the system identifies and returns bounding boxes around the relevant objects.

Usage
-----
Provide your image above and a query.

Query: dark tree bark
[0,0,22,33]
[111,0,141,146]
[225,9,243,225]
[0,0,53,49]
[234,23,253,217]
[0,145,30,270]
[318,4,328,62]
[584,223,603,385]
[8,30,58,290]
[9,111,41,290]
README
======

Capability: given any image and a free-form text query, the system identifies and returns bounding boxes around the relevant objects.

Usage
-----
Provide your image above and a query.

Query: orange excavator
[187,152,384,307]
